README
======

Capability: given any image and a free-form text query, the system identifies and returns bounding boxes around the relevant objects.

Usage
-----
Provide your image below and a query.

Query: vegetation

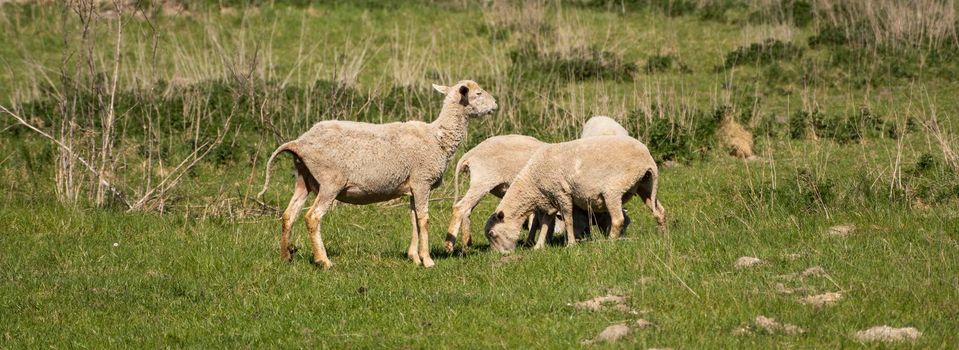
[1,0,957,347]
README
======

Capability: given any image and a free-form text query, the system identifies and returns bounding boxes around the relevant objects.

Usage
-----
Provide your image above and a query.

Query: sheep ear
[496,211,505,221]
[432,84,449,94]
[458,85,469,95]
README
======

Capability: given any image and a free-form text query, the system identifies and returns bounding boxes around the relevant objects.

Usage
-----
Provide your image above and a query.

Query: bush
[644,53,692,74]
[789,107,886,143]
[902,153,959,204]
[719,39,804,71]
[633,105,725,162]
[509,42,638,82]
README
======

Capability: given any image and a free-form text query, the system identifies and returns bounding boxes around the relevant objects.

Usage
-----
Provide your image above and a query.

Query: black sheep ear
[459,85,469,95]
[496,211,505,221]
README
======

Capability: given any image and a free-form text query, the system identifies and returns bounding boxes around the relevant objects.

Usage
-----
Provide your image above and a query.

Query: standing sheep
[258,80,497,268]
[484,136,666,253]
[575,115,632,238]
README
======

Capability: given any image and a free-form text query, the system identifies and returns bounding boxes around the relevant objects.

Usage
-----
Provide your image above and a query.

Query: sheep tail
[453,152,470,204]
[257,141,296,200]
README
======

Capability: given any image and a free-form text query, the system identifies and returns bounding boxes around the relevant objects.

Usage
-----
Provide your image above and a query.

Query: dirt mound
[826,224,856,237]
[582,324,629,344]
[854,326,921,342]
[800,266,826,277]
[735,256,763,269]
[571,294,630,312]
[754,315,804,335]
[800,292,843,307]
[774,282,814,295]
[635,319,654,329]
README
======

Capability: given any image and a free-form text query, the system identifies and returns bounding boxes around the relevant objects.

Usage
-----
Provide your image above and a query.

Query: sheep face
[484,211,521,253]
[433,80,498,117]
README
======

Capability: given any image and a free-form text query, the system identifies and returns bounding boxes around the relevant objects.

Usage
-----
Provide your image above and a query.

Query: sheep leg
[279,173,309,261]
[603,192,626,239]
[571,208,591,240]
[411,187,435,268]
[557,197,577,246]
[652,200,667,232]
[533,213,555,250]
[524,214,538,247]
[304,191,337,269]
[407,200,421,265]
[445,186,489,253]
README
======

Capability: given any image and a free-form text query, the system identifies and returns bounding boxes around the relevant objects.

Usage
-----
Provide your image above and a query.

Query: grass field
[1,0,958,348]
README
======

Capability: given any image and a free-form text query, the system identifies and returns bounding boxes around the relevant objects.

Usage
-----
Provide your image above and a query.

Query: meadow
[1,0,958,347]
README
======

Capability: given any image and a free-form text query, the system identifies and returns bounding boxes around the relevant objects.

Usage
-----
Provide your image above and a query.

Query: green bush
[509,42,638,82]
[718,39,804,71]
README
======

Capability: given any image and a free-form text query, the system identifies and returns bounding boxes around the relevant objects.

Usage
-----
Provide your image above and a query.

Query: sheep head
[484,209,522,253]
[432,80,497,117]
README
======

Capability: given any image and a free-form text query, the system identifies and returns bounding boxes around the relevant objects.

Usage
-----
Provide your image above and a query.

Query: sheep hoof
[443,240,455,254]
[280,245,297,261]
[408,253,422,265]
[421,257,435,268]
[314,259,333,270]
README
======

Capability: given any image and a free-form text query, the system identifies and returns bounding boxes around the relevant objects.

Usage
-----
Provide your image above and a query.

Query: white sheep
[580,115,629,138]
[573,115,632,238]
[258,80,497,268]
[446,116,632,252]
[445,134,577,252]
[484,136,666,253]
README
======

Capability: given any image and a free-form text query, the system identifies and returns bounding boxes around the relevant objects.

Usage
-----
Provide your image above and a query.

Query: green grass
[2,154,957,347]
[2,1,959,347]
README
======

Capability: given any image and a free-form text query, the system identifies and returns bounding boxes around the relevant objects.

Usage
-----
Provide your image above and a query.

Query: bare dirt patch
[854,326,922,343]
[827,224,856,237]
[735,256,763,269]
[570,294,636,313]
[799,292,843,307]
[782,252,802,260]
[582,324,629,344]
[774,282,815,295]
[754,315,804,335]
[635,319,653,329]
[800,266,826,277]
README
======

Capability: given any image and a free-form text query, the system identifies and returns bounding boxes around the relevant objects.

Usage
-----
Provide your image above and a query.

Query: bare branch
[0,104,130,208]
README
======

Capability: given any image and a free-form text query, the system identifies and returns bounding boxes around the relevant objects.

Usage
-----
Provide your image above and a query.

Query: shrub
[719,39,804,71]
[509,42,638,82]
[644,53,692,74]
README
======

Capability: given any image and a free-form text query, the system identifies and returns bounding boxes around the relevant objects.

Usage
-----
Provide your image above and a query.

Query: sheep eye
[476,92,482,96]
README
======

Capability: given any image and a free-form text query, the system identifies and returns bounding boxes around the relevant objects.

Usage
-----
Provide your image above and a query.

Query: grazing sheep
[580,115,629,138]
[445,135,548,252]
[484,136,666,253]
[257,80,497,268]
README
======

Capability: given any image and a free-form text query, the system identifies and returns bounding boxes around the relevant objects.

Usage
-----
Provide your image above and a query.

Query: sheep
[484,136,666,253]
[580,115,629,138]
[257,80,497,268]
[445,134,548,253]
[444,135,605,252]
[574,115,632,238]
[446,116,632,252]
